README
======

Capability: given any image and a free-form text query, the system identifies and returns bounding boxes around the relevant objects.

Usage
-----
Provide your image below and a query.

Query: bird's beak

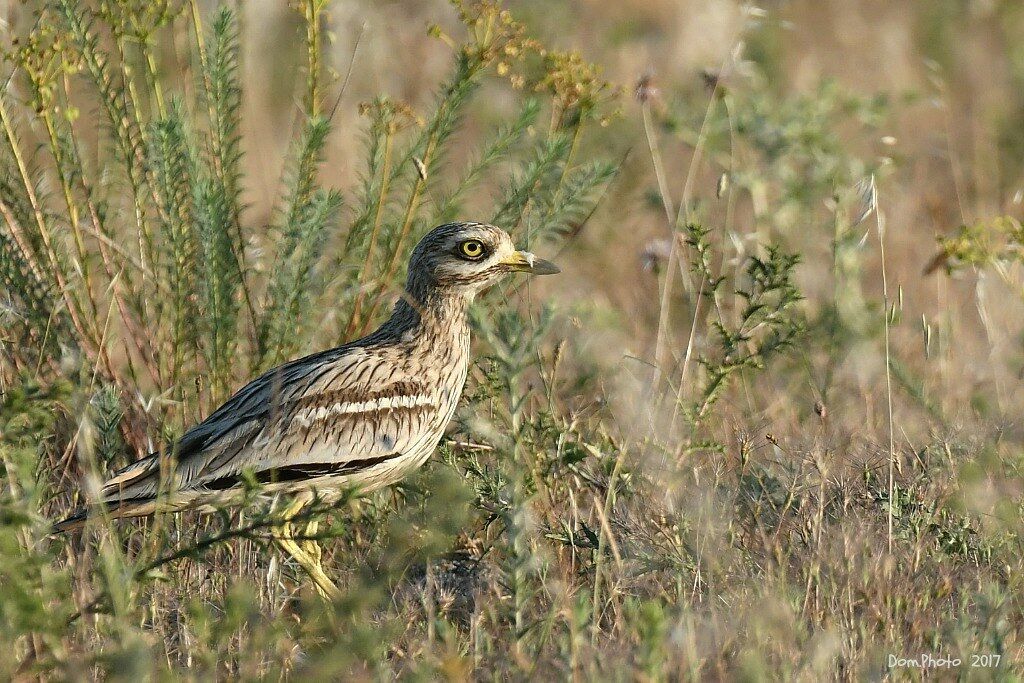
[502,250,561,275]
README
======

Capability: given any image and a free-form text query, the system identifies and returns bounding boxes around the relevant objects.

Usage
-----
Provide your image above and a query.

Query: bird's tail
[52,508,89,533]
[52,497,164,534]
[52,454,163,534]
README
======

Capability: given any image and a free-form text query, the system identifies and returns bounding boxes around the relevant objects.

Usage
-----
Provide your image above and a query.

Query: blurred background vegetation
[2,0,1024,678]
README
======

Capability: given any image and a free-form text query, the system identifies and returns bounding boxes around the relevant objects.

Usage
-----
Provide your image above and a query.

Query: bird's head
[405,222,560,299]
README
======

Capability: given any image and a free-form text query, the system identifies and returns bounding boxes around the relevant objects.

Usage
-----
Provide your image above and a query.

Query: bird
[55,221,559,597]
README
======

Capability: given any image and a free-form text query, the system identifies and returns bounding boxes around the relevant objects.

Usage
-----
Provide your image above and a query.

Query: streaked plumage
[57,222,558,532]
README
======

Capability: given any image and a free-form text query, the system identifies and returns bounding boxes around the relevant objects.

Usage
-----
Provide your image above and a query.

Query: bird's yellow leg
[272,495,338,600]
[272,534,339,599]
[301,518,322,564]
[285,495,324,575]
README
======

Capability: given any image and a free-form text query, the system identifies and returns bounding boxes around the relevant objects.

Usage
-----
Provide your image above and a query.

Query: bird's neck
[385,287,471,348]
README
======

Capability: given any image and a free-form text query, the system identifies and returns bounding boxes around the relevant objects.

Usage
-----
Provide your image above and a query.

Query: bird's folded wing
[191,374,439,491]
[100,344,440,501]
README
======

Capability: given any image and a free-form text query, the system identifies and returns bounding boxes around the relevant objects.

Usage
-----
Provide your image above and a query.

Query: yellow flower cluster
[431,1,619,125]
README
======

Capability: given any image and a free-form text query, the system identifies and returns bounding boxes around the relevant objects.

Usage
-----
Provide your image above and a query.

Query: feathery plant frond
[371,53,484,279]
[58,0,153,268]
[338,97,427,338]
[403,50,484,186]
[0,150,59,342]
[258,117,343,367]
[90,384,126,472]
[524,159,618,243]
[0,226,57,345]
[0,92,92,358]
[346,52,483,280]
[149,101,200,386]
[192,172,241,399]
[259,187,341,361]
[301,0,331,116]
[183,7,248,398]
[491,134,573,230]
[0,158,40,255]
[340,98,408,260]
[435,99,540,223]
[201,7,252,329]
[150,104,197,272]
[203,7,245,235]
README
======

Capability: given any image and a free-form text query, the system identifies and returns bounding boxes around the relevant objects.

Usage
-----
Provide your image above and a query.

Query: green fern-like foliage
[259,117,343,367]
[149,102,200,383]
[0,223,57,348]
[436,99,540,223]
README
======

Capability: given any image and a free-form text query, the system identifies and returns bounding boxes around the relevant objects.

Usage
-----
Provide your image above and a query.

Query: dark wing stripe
[200,452,403,491]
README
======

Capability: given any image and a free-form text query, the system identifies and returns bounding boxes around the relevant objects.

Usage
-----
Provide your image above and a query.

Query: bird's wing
[99,343,439,502]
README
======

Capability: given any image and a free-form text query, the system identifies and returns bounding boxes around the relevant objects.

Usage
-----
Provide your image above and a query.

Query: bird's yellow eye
[458,239,485,259]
